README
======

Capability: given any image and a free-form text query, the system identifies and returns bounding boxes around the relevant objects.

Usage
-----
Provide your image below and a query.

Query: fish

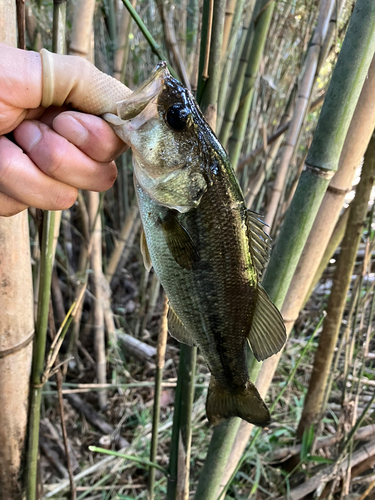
[104,62,286,427]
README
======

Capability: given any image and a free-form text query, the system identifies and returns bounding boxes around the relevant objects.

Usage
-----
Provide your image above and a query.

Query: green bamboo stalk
[120,0,179,79]
[149,294,168,499]
[26,212,56,499]
[166,345,196,500]
[227,0,275,170]
[218,0,258,147]
[194,419,241,499]
[195,1,375,495]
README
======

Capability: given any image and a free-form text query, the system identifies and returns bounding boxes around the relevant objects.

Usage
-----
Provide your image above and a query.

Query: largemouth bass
[105,63,286,427]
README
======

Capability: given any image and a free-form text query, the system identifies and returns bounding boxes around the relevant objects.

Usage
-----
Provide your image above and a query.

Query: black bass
[105,63,286,427]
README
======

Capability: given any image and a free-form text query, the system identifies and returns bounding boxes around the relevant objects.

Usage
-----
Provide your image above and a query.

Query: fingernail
[53,115,88,146]
[19,121,42,152]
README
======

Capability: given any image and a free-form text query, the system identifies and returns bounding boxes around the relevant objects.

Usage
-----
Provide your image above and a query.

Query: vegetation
[1,0,375,499]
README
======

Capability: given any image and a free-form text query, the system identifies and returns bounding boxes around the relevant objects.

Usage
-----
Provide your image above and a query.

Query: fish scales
[104,62,287,427]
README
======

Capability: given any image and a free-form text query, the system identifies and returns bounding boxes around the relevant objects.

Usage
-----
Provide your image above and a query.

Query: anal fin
[167,305,196,346]
[247,286,287,361]
[206,376,270,427]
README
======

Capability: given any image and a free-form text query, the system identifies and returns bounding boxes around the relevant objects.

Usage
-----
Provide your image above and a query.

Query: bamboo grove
[0,0,375,498]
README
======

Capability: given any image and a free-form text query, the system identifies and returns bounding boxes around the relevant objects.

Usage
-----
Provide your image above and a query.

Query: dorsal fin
[247,286,286,361]
[245,210,271,280]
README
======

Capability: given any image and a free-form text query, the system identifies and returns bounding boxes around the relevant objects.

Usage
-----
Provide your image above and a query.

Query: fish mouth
[116,62,170,121]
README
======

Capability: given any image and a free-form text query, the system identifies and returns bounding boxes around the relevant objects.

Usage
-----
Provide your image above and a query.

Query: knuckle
[43,145,65,177]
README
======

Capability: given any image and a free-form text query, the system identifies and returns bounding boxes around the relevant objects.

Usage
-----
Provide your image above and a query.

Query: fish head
[104,62,224,212]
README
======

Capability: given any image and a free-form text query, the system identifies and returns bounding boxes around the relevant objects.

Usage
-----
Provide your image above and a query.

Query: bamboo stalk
[120,0,178,79]
[218,1,257,147]
[297,133,375,437]
[221,0,236,55]
[105,203,139,283]
[288,439,375,500]
[199,0,226,126]
[0,6,33,500]
[155,0,191,89]
[148,294,168,500]
[166,344,197,500]
[113,0,136,82]
[26,2,68,495]
[264,0,335,228]
[27,212,56,499]
[88,191,108,408]
[227,0,276,170]
[303,206,350,306]
[216,0,254,131]
[196,0,214,102]
[212,0,375,490]
[16,0,25,49]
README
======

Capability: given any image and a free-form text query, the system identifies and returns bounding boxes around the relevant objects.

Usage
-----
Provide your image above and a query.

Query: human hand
[0,44,131,217]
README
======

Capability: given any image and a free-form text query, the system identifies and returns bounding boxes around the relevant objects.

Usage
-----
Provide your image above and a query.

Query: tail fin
[206,376,270,427]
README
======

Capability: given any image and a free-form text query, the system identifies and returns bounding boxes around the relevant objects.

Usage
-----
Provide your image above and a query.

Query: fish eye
[166,103,188,131]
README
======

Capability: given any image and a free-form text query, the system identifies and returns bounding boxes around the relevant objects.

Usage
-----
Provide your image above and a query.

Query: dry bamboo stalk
[69,0,96,58]
[113,3,133,80]
[287,438,375,500]
[155,0,191,89]
[0,7,34,498]
[0,215,34,499]
[303,206,350,306]
[264,0,335,228]
[271,423,375,461]
[298,139,375,435]
[87,191,108,408]
[106,203,138,282]
[69,1,108,407]
[221,0,236,54]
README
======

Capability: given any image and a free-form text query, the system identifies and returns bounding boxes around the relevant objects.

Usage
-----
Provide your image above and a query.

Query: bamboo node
[305,163,335,179]
[327,185,351,195]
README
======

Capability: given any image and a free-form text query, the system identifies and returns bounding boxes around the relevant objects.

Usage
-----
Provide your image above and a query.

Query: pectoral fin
[160,212,199,270]
[140,229,153,272]
[206,376,270,427]
[167,305,196,346]
[247,286,286,361]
